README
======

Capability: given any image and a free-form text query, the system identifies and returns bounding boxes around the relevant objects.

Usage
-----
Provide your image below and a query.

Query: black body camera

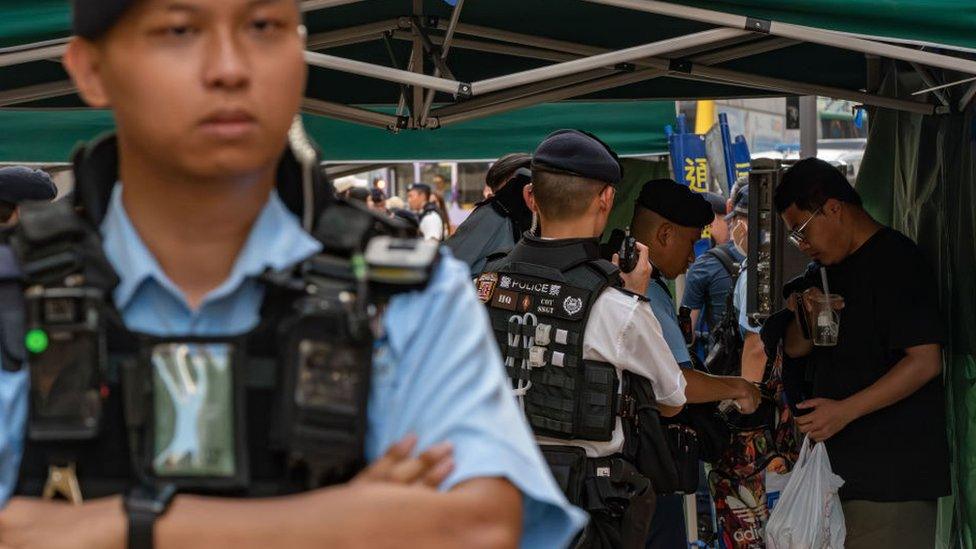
[25,287,106,441]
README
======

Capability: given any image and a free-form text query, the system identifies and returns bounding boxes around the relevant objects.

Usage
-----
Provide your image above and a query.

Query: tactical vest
[0,134,434,500]
[477,236,627,441]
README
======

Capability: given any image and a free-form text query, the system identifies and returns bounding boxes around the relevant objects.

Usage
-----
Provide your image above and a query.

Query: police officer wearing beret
[478,131,689,548]
[447,153,533,277]
[0,167,58,225]
[0,1,586,547]
[629,179,761,548]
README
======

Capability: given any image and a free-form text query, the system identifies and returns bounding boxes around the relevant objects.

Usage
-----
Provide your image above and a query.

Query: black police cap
[73,0,136,39]
[408,182,432,194]
[532,129,622,185]
[636,178,713,229]
[0,167,57,205]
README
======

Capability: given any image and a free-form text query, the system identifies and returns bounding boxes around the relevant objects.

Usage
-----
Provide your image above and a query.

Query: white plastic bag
[766,436,846,549]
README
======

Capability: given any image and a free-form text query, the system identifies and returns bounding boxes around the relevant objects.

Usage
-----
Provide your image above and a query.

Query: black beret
[0,167,57,204]
[73,0,137,39]
[636,178,713,229]
[532,129,622,185]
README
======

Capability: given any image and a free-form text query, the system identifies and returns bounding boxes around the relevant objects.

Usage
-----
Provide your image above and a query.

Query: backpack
[703,247,742,377]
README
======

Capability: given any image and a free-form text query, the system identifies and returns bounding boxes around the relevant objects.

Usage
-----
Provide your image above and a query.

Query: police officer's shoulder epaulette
[610,286,650,302]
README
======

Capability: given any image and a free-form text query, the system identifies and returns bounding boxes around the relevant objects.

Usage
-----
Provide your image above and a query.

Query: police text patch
[486,274,589,321]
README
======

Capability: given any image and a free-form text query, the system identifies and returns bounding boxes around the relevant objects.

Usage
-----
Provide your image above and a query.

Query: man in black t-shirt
[768,158,949,549]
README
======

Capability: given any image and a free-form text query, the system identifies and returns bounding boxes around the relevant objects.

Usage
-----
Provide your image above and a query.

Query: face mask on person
[731,218,748,256]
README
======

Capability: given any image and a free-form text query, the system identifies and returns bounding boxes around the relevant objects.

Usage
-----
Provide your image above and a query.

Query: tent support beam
[411,18,456,81]
[299,0,365,13]
[391,30,579,63]
[438,68,667,126]
[428,24,932,116]
[303,50,467,96]
[0,42,67,68]
[420,0,465,127]
[305,19,402,50]
[0,80,75,107]
[469,27,749,95]
[301,98,398,130]
[581,0,976,75]
[910,63,950,108]
[959,81,976,112]
[433,69,617,117]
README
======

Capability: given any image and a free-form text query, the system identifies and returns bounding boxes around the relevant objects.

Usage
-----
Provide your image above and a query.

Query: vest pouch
[129,337,249,491]
[540,445,587,505]
[665,424,701,494]
[620,372,681,495]
[575,361,618,441]
[277,294,372,485]
[25,287,106,442]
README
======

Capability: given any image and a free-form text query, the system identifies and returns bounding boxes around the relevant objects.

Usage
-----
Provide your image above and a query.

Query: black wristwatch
[124,483,177,549]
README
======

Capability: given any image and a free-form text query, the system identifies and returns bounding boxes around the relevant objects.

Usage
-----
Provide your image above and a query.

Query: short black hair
[486,153,532,192]
[774,158,862,212]
[0,200,14,223]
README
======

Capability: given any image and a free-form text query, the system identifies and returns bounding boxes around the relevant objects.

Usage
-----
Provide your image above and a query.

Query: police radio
[602,228,638,273]
[24,286,106,441]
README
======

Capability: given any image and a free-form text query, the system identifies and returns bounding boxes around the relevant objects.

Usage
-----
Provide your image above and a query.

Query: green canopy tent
[0,100,677,162]
[3,2,976,547]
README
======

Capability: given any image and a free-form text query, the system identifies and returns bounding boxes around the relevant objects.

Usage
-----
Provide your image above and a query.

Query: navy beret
[636,178,713,229]
[0,167,57,204]
[727,184,749,220]
[532,129,622,185]
[73,0,136,39]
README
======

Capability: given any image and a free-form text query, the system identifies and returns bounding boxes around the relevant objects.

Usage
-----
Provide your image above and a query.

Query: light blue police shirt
[645,278,692,368]
[0,185,586,547]
[733,262,761,337]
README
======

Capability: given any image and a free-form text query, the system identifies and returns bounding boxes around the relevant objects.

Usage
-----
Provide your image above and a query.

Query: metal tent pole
[305,19,402,50]
[469,27,749,96]
[0,42,67,68]
[0,80,75,107]
[959,81,976,112]
[581,0,976,75]
[438,68,667,126]
[799,96,818,158]
[299,0,365,13]
[419,0,466,126]
[303,50,467,96]
[301,98,400,129]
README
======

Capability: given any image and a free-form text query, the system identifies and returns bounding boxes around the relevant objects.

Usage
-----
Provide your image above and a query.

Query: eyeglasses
[787,207,822,248]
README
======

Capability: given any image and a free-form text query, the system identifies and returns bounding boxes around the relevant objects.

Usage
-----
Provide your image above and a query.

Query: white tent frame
[1,0,974,129]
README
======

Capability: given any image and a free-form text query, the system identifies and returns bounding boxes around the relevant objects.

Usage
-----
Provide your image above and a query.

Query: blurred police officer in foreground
[477,130,688,548]
[0,1,585,547]
[0,167,58,226]
[447,153,534,277]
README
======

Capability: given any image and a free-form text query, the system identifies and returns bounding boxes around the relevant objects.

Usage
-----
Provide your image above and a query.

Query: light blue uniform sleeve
[645,283,692,367]
[0,367,27,508]
[365,251,587,548]
[734,272,760,336]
